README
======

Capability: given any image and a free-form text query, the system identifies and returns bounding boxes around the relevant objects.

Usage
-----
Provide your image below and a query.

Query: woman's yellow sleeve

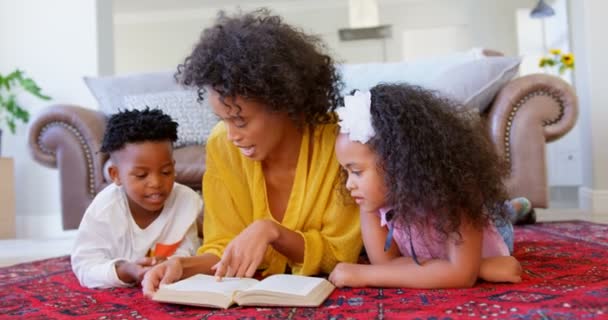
[292,198,362,275]
[196,130,250,258]
[289,124,362,275]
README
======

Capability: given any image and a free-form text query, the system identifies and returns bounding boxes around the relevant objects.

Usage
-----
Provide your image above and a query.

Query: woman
[142,9,362,297]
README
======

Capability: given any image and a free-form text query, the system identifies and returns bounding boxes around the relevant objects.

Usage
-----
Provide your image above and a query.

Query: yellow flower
[538,50,575,75]
[550,49,562,55]
[562,53,574,67]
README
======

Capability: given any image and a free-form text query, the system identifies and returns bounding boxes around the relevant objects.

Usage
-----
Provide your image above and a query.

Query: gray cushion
[84,72,218,147]
[123,90,216,147]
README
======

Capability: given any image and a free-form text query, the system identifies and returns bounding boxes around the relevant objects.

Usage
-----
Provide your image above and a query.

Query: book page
[245,274,325,296]
[161,274,259,296]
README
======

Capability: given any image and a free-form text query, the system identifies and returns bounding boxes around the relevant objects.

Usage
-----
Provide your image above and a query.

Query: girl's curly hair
[175,9,343,126]
[368,83,510,240]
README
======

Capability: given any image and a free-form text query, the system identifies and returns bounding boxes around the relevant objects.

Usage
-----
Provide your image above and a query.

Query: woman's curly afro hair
[368,83,510,239]
[100,108,178,154]
[176,9,343,127]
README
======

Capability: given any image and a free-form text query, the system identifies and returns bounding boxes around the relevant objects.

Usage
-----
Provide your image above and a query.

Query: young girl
[329,84,523,289]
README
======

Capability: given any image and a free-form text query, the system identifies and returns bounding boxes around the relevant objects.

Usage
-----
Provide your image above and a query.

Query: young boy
[71,108,202,289]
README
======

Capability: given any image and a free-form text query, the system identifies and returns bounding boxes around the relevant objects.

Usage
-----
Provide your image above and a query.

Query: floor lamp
[530,0,556,54]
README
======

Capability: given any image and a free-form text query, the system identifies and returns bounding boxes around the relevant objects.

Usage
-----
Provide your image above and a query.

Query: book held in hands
[152,273,335,309]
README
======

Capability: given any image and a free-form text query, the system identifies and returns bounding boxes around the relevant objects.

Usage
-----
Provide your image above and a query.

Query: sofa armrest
[486,74,578,208]
[28,105,108,230]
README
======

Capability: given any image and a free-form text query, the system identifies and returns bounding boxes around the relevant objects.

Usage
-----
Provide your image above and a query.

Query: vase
[543,67,573,85]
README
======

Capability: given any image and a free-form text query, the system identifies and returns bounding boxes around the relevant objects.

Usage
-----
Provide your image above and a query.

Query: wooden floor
[535,208,608,224]
[0,209,606,268]
[0,236,76,267]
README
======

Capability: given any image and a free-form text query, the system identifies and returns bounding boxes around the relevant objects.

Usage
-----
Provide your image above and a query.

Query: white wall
[113,0,535,73]
[569,0,608,214]
[514,0,582,190]
[0,0,113,238]
[114,13,211,73]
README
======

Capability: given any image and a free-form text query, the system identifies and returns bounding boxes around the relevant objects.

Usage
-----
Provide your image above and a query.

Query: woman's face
[207,88,295,161]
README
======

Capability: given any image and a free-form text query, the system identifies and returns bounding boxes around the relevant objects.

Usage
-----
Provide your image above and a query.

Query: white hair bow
[336,91,375,144]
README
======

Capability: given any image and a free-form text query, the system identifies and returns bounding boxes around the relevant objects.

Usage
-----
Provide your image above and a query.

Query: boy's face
[207,88,296,162]
[108,141,175,218]
[335,133,387,213]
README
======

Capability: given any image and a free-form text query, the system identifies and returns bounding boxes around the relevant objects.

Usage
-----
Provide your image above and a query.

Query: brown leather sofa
[28,73,577,230]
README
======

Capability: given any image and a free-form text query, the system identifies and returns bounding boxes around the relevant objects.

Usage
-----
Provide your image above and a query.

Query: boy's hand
[115,261,152,284]
[135,257,166,267]
[329,263,368,288]
[132,264,152,283]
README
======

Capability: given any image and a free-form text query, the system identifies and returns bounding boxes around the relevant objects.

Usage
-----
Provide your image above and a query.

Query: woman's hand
[212,219,279,279]
[141,258,184,298]
[329,262,369,288]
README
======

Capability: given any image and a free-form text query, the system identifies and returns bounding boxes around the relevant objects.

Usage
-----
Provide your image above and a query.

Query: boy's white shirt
[71,182,202,289]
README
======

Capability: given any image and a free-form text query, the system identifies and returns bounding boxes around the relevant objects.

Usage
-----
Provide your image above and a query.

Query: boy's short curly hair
[100,108,178,154]
[368,83,510,239]
[176,9,343,127]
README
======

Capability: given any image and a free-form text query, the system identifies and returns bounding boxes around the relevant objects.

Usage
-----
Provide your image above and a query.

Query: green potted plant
[0,69,51,155]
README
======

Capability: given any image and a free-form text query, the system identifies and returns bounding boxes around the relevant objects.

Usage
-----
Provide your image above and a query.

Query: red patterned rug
[1,221,607,319]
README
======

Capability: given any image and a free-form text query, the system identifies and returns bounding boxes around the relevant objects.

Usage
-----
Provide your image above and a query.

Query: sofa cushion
[123,90,216,147]
[84,72,218,147]
[340,50,481,94]
[431,57,521,112]
[340,53,521,112]
[84,71,176,113]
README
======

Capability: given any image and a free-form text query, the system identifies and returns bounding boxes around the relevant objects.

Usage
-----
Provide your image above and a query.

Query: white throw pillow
[340,50,480,93]
[84,71,178,114]
[427,57,521,112]
[340,53,521,112]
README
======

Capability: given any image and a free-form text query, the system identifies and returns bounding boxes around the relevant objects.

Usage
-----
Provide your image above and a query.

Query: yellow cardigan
[198,122,362,276]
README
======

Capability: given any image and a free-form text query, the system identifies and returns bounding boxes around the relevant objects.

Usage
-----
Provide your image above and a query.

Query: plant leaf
[6,118,16,134]
[6,94,17,113]
[15,104,30,122]
[1,69,50,134]
[19,78,51,100]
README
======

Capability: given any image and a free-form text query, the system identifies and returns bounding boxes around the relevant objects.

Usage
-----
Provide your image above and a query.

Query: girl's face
[108,141,176,218]
[335,133,387,213]
[208,88,296,162]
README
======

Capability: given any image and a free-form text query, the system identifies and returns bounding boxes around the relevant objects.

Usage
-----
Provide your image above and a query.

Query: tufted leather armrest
[485,74,578,208]
[174,145,205,190]
[28,105,108,229]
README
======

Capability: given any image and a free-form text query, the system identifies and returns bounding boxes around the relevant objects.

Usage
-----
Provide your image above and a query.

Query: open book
[153,274,335,309]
